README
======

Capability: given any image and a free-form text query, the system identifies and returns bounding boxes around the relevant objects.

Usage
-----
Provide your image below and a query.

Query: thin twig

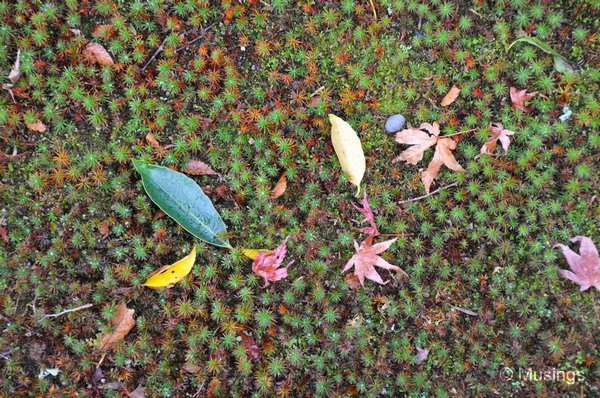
[442,128,478,139]
[40,303,93,320]
[309,85,325,97]
[176,24,214,53]
[398,182,459,205]
[141,36,169,72]
[369,0,377,19]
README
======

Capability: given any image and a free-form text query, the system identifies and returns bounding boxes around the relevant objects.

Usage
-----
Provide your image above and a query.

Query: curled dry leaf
[25,119,47,133]
[553,236,600,291]
[329,114,366,197]
[97,301,135,352]
[184,159,219,176]
[270,172,287,199]
[7,49,21,84]
[343,236,408,286]
[252,236,293,288]
[84,43,115,66]
[440,84,460,106]
[510,86,537,113]
[143,247,196,288]
[480,123,516,155]
[353,192,379,236]
[393,122,440,165]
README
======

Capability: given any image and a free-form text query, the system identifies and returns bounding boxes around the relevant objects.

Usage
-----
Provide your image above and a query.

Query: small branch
[141,36,169,73]
[176,25,214,53]
[309,85,325,97]
[441,128,478,139]
[369,0,377,19]
[398,182,459,205]
[40,303,93,320]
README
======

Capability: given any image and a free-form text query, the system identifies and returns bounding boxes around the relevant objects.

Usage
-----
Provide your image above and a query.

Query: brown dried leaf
[510,86,538,112]
[97,301,135,352]
[440,84,460,106]
[393,122,440,165]
[553,236,600,291]
[7,49,20,84]
[84,43,115,66]
[145,133,161,149]
[184,159,219,176]
[25,119,47,133]
[0,226,8,243]
[480,122,516,155]
[343,237,408,286]
[128,385,145,398]
[415,346,429,365]
[270,172,287,199]
[420,137,463,194]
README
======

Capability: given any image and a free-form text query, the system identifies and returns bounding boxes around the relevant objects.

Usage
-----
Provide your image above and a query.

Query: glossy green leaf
[134,163,231,248]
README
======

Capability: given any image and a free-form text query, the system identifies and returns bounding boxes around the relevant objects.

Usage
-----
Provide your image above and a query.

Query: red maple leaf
[343,237,408,286]
[553,236,600,291]
[252,236,293,288]
[353,192,379,236]
[510,86,538,113]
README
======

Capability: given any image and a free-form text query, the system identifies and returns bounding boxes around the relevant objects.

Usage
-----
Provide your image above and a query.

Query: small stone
[385,114,406,133]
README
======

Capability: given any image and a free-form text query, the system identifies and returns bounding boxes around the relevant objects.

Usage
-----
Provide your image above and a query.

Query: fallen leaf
[84,43,115,66]
[25,119,47,133]
[440,84,460,106]
[342,236,408,286]
[69,28,82,36]
[128,384,145,398]
[270,172,287,199]
[184,159,219,176]
[0,227,8,243]
[252,236,293,288]
[98,221,110,238]
[553,236,600,291]
[344,273,361,290]
[420,137,463,194]
[510,86,538,113]
[241,248,272,260]
[97,301,135,352]
[353,192,379,236]
[329,114,366,197]
[450,305,479,317]
[480,123,516,155]
[143,247,197,288]
[393,122,440,165]
[508,36,576,75]
[145,133,161,149]
[7,49,20,84]
[241,333,261,361]
[415,346,429,365]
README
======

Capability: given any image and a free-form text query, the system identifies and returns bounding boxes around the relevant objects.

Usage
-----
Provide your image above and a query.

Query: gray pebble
[385,114,406,133]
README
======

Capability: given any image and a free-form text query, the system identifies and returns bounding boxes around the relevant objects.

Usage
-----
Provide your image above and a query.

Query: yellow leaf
[241,248,272,260]
[143,247,196,288]
[329,114,366,197]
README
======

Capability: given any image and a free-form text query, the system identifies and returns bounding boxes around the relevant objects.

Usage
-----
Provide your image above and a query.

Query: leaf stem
[398,182,459,204]
[441,128,478,139]
[40,303,93,320]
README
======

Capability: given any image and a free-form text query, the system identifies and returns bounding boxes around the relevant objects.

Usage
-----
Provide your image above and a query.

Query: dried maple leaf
[420,137,464,194]
[352,192,379,236]
[25,119,47,133]
[97,301,135,352]
[480,122,516,155]
[343,237,408,286]
[393,122,440,165]
[252,236,294,288]
[553,236,600,291]
[184,159,219,176]
[83,43,115,66]
[270,172,287,199]
[510,86,538,112]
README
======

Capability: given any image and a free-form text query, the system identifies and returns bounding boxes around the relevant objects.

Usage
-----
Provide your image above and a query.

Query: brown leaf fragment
[97,301,135,352]
[270,172,287,199]
[0,150,26,163]
[128,384,145,398]
[84,43,115,66]
[420,137,463,194]
[184,159,219,176]
[440,84,460,106]
[415,346,429,365]
[393,122,440,165]
[553,236,600,291]
[7,49,20,84]
[344,273,361,290]
[0,227,8,243]
[480,122,516,155]
[510,86,538,113]
[343,236,408,286]
[25,119,47,133]
[241,333,261,361]
[145,133,161,149]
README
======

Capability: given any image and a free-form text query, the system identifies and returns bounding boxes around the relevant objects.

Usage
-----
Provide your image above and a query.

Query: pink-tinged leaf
[84,43,115,66]
[393,123,440,165]
[353,192,379,236]
[7,49,20,84]
[420,137,463,194]
[480,122,517,155]
[252,236,293,288]
[342,237,408,286]
[510,86,538,113]
[184,159,219,176]
[415,346,429,365]
[25,119,47,133]
[553,236,600,291]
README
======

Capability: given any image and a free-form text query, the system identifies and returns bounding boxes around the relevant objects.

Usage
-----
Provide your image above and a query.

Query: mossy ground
[1,0,599,396]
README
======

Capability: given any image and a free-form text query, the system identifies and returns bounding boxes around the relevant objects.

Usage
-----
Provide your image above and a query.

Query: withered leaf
[7,49,21,84]
[420,137,463,194]
[343,237,408,286]
[97,301,135,352]
[415,346,429,365]
[145,133,161,149]
[84,43,115,66]
[510,86,537,113]
[353,192,379,236]
[553,236,600,291]
[270,172,287,199]
[480,123,516,155]
[440,84,460,106]
[393,122,440,165]
[25,119,47,133]
[128,384,145,398]
[184,159,219,176]
[252,236,293,288]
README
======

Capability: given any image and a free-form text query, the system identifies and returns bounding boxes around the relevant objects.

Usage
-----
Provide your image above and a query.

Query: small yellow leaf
[241,248,272,260]
[329,114,366,197]
[143,247,196,288]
